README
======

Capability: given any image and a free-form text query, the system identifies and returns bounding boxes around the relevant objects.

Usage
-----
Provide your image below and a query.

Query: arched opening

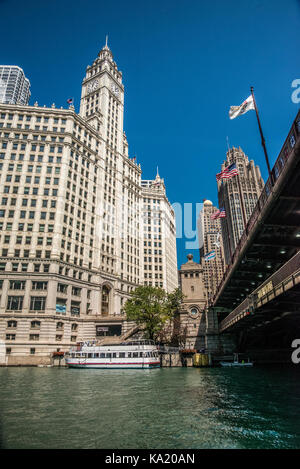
[101,285,110,316]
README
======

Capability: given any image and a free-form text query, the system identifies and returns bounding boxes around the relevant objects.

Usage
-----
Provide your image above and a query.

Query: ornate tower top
[155,166,161,182]
[98,35,113,61]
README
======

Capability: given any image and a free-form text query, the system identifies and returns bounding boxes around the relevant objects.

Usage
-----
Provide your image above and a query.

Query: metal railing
[219,251,300,331]
[157,345,180,354]
[213,111,300,305]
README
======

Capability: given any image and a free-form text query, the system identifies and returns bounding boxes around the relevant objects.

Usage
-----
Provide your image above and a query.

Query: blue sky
[1,0,300,267]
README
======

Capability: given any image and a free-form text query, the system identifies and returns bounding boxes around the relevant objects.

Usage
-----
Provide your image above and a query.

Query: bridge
[212,110,300,346]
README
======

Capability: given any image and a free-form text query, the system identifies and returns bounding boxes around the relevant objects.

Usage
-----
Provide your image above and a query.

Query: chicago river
[1,366,300,449]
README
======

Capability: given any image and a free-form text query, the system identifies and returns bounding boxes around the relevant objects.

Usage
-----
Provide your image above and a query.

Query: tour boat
[65,339,160,369]
[220,353,253,367]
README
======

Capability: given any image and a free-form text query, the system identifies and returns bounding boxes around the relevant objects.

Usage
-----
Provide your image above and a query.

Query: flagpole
[250,86,273,185]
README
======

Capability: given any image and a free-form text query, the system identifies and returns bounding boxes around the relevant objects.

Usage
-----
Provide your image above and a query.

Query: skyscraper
[141,170,178,292]
[0,42,177,364]
[197,200,226,301]
[217,147,264,264]
[0,66,31,105]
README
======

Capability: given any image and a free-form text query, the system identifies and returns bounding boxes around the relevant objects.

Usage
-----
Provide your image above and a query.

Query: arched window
[101,285,110,315]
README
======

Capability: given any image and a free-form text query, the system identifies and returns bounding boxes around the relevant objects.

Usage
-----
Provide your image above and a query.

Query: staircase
[97,324,145,345]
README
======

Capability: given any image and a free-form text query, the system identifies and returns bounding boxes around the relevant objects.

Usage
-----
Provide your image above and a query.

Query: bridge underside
[215,115,300,321]
[223,283,300,337]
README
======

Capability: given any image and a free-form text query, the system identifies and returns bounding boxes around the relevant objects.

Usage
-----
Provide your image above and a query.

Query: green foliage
[123,286,184,341]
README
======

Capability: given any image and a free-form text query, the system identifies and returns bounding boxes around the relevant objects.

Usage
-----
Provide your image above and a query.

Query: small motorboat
[220,353,253,367]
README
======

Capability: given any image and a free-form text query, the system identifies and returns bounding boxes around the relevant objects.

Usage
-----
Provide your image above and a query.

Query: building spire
[105,35,108,48]
[156,166,160,180]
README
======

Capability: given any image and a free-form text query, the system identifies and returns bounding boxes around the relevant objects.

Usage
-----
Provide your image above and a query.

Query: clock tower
[79,39,124,155]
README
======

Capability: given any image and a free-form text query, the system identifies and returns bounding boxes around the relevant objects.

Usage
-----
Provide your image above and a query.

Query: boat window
[133,352,138,358]
[128,352,132,358]
[119,352,125,358]
[94,353,99,358]
[88,353,92,358]
[139,352,143,357]
[106,353,111,358]
[100,353,105,358]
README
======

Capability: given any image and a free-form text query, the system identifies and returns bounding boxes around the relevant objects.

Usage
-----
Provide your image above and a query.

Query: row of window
[0,281,86,295]
[144,281,164,287]
[71,351,158,359]
[4,295,82,313]
[0,262,50,272]
[5,334,77,341]
[2,186,58,196]
[0,113,67,124]
[2,142,64,153]
[7,320,78,330]
[1,175,60,185]
[1,198,56,208]
[0,211,55,221]
[2,163,61,174]
[0,153,62,163]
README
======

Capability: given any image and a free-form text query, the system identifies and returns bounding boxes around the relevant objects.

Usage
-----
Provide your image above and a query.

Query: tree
[156,315,187,347]
[123,286,184,341]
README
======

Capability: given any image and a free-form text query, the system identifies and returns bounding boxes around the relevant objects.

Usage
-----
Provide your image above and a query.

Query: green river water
[0,366,300,449]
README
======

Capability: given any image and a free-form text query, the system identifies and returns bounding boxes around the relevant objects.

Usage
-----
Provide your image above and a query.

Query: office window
[7,296,23,310]
[30,296,46,311]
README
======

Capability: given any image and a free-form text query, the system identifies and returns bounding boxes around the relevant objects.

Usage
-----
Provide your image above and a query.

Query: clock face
[88,79,99,93]
[111,83,119,95]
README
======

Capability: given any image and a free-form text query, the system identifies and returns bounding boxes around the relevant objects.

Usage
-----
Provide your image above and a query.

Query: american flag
[216,162,239,181]
[210,208,226,220]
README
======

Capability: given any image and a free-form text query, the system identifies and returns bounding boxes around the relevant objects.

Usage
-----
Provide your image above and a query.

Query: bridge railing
[213,110,300,304]
[220,251,300,331]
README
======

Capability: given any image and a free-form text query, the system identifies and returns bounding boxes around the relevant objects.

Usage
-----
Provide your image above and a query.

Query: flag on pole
[67,98,73,104]
[229,95,255,120]
[204,250,216,261]
[210,208,226,220]
[216,163,239,181]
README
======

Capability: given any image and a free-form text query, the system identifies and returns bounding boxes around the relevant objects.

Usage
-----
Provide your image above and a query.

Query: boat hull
[66,360,160,369]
